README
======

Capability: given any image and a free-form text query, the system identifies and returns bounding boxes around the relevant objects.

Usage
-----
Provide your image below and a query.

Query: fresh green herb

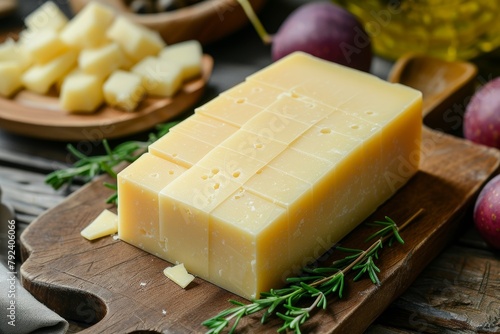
[45,121,179,203]
[202,208,424,334]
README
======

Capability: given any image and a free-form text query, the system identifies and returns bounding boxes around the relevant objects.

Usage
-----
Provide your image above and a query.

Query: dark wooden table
[1,1,499,333]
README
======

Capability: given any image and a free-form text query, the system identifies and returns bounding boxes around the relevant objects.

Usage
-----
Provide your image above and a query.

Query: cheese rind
[117,52,422,300]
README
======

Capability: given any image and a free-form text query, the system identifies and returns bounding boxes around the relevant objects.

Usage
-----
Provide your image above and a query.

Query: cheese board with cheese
[19,125,500,333]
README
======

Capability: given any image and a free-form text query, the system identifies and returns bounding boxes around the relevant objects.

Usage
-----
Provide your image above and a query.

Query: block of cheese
[131,56,182,97]
[117,52,422,300]
[0,61,24,97]
[158,40,202,80]
[78,42,124,77]
[81,209,118,240]
[21,50,77,94]
[60,70,103,112]
[118,153,186,258]
[21,29,69,64]
[60,1,115,49]
[0,38,32,68]
[103,70,145,111]
[24,1,68,32]
[106,16,165,62]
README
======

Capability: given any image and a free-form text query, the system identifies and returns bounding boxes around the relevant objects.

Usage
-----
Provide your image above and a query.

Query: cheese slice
[117,52,422,300]
[163,263,195,289]
[81,209,118,240]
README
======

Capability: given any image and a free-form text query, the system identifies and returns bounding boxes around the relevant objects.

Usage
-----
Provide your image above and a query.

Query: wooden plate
[19,126,500,333]
[69,0,268,45]
[0,55,213,141]
[0,0,16,17]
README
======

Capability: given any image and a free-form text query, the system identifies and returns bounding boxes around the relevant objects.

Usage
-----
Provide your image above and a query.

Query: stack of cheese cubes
[117,52,423,300]
[0,1,202,113]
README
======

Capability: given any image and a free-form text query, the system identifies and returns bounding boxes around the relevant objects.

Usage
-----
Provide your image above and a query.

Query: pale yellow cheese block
[107,16,165,62]
[118,153,186,258]
[60,1,115,49]
[21,29,69,64]
[21,50,77,94]
[60,70,104,112]
[24,1,68,32]
[0,61,24,97]
[118,52,422,300]
[158,40,202,80]
[78,42,125,78]
[102,70,145,112]
[131,56,182,97]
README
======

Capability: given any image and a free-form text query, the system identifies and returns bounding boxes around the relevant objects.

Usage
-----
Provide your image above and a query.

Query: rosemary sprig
[202,208,424,334]
[45,121,179,203]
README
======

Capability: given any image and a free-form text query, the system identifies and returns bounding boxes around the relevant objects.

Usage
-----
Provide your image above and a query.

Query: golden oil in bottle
[333,0,500,61]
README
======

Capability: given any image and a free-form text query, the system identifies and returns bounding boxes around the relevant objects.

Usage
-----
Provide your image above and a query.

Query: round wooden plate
[0,55,213,141]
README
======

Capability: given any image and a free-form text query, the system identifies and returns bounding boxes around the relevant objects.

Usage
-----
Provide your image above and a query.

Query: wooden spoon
[388,53,478,133]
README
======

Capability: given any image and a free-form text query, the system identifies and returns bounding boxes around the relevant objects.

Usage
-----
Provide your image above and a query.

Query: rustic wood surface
[17,126,500,333]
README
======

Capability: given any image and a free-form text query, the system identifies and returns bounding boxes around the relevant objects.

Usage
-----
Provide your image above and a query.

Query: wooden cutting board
[19,126,500,334]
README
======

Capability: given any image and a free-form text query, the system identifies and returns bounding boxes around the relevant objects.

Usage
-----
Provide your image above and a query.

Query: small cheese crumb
[163,263,195,289]
[81,209,118,240]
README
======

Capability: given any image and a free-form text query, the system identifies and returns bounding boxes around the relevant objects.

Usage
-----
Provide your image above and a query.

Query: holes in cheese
[81,209,118,241]
[117,52,422,300]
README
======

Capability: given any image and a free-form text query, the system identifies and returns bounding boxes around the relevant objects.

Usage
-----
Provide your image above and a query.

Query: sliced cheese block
[158,40,202,80]
[60,70,103,112]
[103,70,145,111]
[118,153,186,258]
[131,56,182,97]
[117,52,422,300]
[60,1,115,48]
[81,209,118,240]
[107,16,165,62]
[24,1,68,32]
[21,50,77,94]
[78,42,124,77]
[163,263,195,289]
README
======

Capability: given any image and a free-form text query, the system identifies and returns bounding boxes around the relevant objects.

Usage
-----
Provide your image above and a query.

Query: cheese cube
[158,40,202,80]
[0,61,24,97]
[107,16,165,62]
[21,29,69,64]
[103,70,145,111]
[131,56,182,97]
[24,1,68,32]
[60,70,104,113]
[81,209,118,241]
[117,52,422,300]
[0,38,32,69]
[78,42,124,77]
[21,50,77,94]
[60,1,115,48]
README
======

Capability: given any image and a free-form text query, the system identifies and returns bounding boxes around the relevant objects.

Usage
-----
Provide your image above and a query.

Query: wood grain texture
[376,245,500,333]
[0,55,212,141]
[19,127,500,333]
